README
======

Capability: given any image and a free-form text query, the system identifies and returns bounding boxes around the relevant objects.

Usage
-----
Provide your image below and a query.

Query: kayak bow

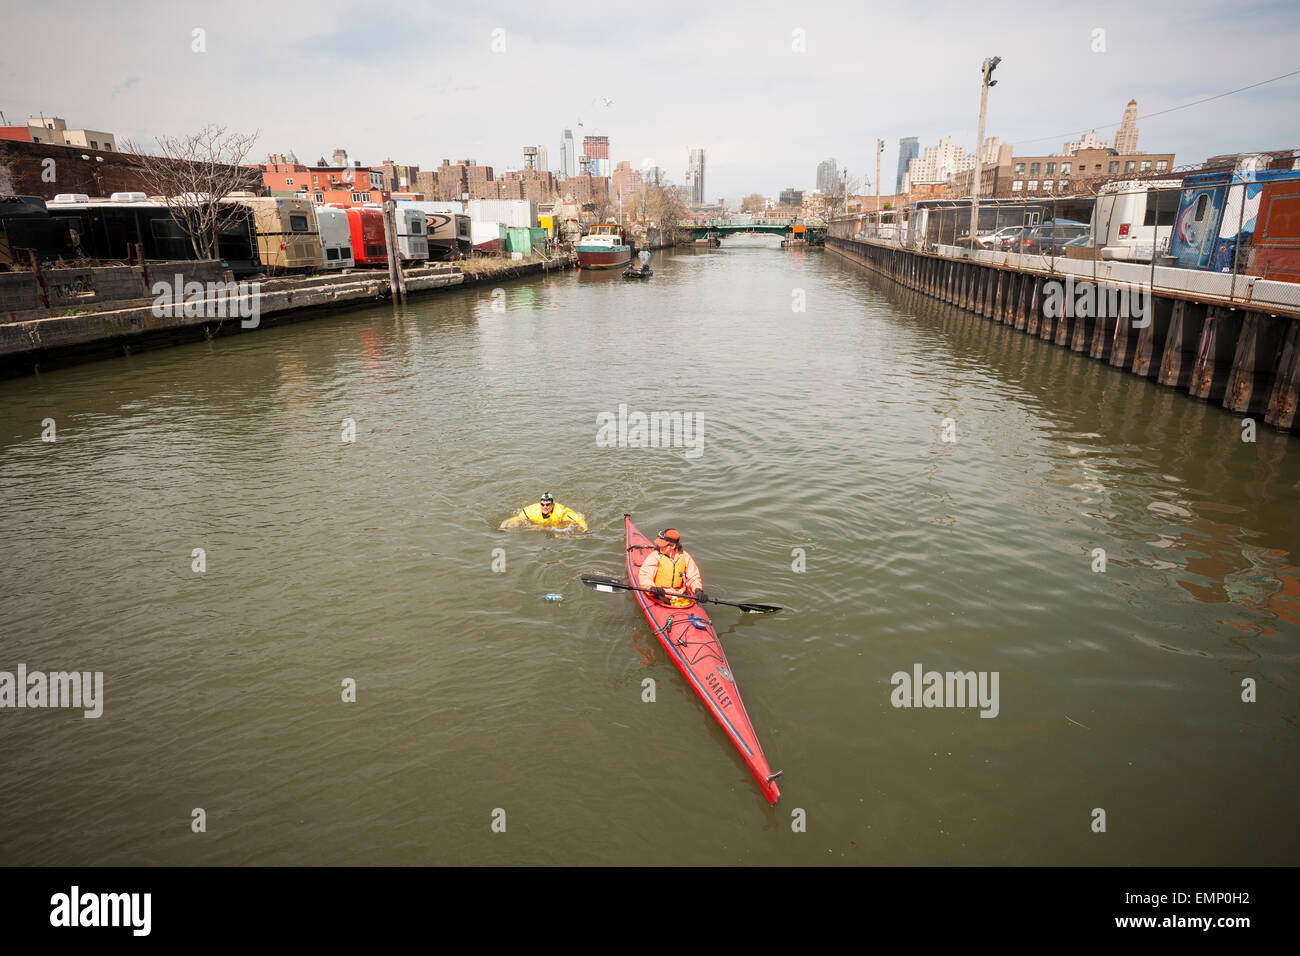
[624,515,782,804]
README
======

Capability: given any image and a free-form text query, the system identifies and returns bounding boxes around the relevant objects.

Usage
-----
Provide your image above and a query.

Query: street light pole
[876,139,884,236]
[970,56,1001,246]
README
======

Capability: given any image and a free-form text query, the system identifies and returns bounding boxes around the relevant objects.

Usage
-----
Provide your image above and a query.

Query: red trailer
[1248,181,1300,282]
[330,204,387,267]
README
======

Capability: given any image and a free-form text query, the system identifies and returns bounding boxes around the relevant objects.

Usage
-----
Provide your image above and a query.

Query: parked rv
[333,205,387,267]
[45,193,259,274]
[390,206,429,262]
[1170,163,1298,272]
[313,206,355,269]
[224,195,322,272]
[395,201,468,261]
[0,195,80,268]
[1247,178,1300,281]
[1090,179,1183,261]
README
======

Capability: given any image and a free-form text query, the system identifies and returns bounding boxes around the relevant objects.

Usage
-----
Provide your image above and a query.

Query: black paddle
[580,573,783,614]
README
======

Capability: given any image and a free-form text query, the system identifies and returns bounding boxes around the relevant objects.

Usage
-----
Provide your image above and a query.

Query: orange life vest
[650,552,693,606]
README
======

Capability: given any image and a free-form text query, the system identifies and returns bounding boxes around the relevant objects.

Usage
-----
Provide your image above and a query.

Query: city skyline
[4,0,1299,200]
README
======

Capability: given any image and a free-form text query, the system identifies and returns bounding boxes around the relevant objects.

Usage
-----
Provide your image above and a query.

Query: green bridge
[679,219,827,242]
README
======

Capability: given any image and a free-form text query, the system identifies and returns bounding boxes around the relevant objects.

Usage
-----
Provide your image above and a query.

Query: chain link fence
[830,168,1300,313]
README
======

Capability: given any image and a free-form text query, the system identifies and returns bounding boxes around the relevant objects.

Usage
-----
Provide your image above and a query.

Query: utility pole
[876,139,884,236]
[970,56,1001,245]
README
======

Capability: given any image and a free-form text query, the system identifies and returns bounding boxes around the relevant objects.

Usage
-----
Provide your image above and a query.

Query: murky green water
[1,241,1296,864]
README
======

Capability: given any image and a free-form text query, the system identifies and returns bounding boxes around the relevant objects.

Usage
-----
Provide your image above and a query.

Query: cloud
[3,0,1299,198]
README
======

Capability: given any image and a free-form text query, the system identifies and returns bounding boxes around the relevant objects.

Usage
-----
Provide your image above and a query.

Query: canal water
[1,241,1296,865]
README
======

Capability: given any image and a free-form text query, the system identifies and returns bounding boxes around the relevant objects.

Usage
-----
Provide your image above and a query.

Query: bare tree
[124,125,262,260]
[641,181,690,243]
[823,175,862,219]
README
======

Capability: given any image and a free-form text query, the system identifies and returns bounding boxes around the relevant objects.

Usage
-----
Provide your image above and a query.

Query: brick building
[497,168,559,203]
[561,174,611,207]
[260,158,387,205]
[0,139,260,201]
[611,160,642,200]
[377,159,421,194]
[949,146,1176,199]
[431,160,497,201]
[0,116,118,151]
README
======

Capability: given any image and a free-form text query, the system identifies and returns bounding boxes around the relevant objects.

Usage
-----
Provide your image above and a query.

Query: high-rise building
[1114,99,1139,155]
[332,148,348,168]
[537,145,549,175]
[779,188,804,207]
[645,165,665,187]
[688,148,706,203]
[612,160,643,198]
[816,158,838,193]
[1062,130,1109,155]
[560,129,576,178]
[895,138,919,193]
[583,135,610,177]
[904,137,978,190]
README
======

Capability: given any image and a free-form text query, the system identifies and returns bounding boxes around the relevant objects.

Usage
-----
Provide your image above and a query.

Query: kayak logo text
[50,886,151,936]
[596,403,704,460]
[1040,275,1150,329]
[891,664,999,718]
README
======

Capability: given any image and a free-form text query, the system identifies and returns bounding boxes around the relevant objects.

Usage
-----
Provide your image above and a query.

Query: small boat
[623,250,652,278]
[577,223,631,269]
[623,515,782,804]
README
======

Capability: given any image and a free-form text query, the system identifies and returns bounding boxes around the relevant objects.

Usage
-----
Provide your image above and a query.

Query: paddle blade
[736,603,783,614]
[580,573,627,593]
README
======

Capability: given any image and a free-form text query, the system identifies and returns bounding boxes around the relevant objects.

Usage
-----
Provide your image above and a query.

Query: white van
[314,206,354,269]
[1091,179,1184,261]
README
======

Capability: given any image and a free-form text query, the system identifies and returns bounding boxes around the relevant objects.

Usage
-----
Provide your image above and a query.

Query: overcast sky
[6,0,1299,199]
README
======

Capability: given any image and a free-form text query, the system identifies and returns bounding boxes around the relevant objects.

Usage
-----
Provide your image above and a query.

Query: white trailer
[393,206,428,262]
[314,206,354,269]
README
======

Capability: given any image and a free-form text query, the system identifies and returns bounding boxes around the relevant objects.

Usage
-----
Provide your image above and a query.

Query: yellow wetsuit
[500,501,588,532]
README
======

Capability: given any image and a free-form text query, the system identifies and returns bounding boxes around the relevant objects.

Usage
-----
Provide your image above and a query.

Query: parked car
[1021,219,1090,255]
[956,226,1024,251]
[994,225,1028,251]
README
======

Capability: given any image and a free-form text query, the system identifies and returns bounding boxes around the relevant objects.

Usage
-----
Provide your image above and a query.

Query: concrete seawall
[827,236,1300,434]
[0,255,575,378]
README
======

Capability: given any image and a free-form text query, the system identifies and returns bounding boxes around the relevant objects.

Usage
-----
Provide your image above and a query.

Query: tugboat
[622,250,652,279]
[576,223,631,270]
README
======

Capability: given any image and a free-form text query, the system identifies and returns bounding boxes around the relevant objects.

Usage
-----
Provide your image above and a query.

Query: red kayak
[624,515,782,804]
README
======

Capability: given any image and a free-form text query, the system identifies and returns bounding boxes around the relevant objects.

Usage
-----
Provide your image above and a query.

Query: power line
[1008,67,1300,148]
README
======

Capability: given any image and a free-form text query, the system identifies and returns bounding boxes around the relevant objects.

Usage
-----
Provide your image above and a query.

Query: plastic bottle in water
[542,593,563,602]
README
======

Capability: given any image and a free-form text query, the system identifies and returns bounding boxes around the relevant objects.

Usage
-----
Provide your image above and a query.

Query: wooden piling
[1224,312,1285,416]
[1189,307,1244,402]
[1131,298,1174,379]
[1158,301,1208,390]
[1264,320,1300,430]
[1089,314,1117,361]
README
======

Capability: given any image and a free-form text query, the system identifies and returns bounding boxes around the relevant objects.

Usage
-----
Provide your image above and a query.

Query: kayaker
[638,528,707,607]
[499,492,588,532]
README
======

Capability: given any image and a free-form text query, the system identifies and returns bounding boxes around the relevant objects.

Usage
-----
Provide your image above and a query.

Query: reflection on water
[0,244,1296,865]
